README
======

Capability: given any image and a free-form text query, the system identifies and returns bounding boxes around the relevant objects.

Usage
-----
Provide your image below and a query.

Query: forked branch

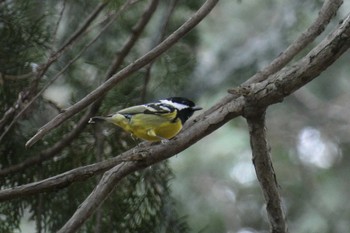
[1,9,349,205]
[25,0,220,148]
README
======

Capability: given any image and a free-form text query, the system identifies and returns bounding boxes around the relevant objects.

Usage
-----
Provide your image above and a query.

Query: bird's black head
[161,97,202,124]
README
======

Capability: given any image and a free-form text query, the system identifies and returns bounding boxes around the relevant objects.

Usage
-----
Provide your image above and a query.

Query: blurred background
[1,0,350,232]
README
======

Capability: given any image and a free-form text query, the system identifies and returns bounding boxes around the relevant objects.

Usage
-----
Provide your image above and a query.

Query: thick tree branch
[246,110,287,233]
[1,12,349,202]
[25,0,220,148]
[44,17,350,233]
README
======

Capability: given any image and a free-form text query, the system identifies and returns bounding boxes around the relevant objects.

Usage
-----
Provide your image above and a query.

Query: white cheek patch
[160,99,188,110]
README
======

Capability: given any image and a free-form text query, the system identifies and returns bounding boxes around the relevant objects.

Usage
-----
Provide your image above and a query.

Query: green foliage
[0,0,48,112]
[82,163,189,233]
[0,0,197,232]
[3,0,349,232]
[150,43,197,98]
[0,0,48,74]
[0,200,24,232]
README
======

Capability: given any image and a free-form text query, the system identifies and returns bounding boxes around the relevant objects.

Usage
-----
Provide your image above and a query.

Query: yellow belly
[109,113,182,142]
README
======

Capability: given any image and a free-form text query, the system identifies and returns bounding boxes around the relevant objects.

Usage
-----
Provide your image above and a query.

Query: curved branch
[56,12,350,230]
[1,12,350,203]
[25,0,221,148]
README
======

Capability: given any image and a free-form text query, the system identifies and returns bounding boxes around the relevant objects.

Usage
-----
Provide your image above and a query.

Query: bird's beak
[192,106,202,111]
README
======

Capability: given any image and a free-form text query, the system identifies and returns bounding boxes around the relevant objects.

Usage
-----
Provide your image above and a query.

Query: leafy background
[1,0,350,232]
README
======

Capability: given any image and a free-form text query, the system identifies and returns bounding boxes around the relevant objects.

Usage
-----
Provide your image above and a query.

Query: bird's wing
[117,103,175,115]
[117,105,150,115]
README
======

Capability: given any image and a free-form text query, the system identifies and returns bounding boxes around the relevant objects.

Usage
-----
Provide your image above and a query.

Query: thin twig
[54,14,350,232]
[25,0,220,148]
[0,2,107,141]
[0,155,127,201]
[51,2,107,63]
[0,0,158,177]
[57,163,133,233]
[0,112,90,177]
[245,110,288,233]
[0,72,37,133]
[2,12,349,200]
[0,9,118,144]
[141,0,179,101]
[50,0,67,52]
[0,92,25,133]
[82,0,142,36]
[1,72,36,80]
[103,0,159,79]
[31,2,108,89]
[230,0,343,88]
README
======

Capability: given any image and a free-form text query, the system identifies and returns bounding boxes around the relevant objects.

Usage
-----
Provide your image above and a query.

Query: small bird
[89,97,202,142]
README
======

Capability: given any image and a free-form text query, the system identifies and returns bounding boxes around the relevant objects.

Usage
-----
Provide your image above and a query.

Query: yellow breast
[108,112,182,141]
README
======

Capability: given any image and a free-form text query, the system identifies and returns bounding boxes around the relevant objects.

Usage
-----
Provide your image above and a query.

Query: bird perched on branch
[89,97,202,142]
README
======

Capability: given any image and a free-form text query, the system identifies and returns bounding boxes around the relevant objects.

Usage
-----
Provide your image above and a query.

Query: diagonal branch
[1,11,350,202]
[10,12,350,229]
[0,0,159,177]
[31,2,108,90]
[50,0,67,51]
[0,2,107,142]
[50,2,108,63]
[0,3,117,144]
[0,153,128,202]
[104,0,159,79]
[57,162,136,233]
[0,113,90,177]
[245,109,288,233]
[233,0,343,88]
[141,0,179,101]
[25,0,220,148]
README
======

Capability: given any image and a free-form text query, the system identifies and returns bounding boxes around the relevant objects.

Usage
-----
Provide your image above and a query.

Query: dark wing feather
[117,103,175,116]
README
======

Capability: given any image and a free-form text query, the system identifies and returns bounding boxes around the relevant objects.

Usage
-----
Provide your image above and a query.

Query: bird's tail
[88,116,107,124]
